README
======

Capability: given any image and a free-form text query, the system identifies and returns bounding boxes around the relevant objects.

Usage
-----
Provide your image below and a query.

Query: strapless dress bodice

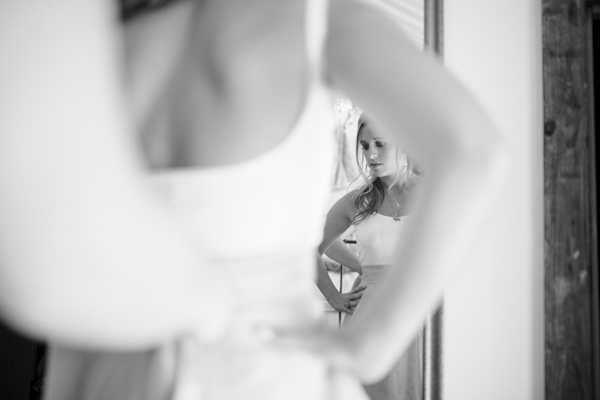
[354,213,410,267]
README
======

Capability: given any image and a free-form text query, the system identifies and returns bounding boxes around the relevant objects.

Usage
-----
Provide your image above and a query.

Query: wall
[443,1,544,399]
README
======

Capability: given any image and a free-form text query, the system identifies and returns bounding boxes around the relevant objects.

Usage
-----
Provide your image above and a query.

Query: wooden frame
[586,5,600,399]
[543,1,599,398]
[424,1,443,399]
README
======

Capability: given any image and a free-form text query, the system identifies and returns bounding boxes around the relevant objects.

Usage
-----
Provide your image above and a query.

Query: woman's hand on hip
[328,285,366,314]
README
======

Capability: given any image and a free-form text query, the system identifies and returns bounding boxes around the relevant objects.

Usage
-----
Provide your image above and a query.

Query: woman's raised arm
[0,1,231,349]
[326,0,509,382]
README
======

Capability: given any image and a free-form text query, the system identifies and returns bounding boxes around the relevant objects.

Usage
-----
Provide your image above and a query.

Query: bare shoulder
[328,190,358,221]
[127,0,310,167]
[191,0,308,166]
[321,190,358,246]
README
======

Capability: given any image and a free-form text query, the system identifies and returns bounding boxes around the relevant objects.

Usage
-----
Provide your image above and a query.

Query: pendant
[392,212,401,222]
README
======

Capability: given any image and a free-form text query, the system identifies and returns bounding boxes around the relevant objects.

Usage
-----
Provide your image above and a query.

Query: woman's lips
[370,163,383,169]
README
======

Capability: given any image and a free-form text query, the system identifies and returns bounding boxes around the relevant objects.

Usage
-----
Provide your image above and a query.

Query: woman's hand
[327,284,366,314]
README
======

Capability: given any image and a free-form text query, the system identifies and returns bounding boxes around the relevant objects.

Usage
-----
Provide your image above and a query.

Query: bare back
[125,0,310,169]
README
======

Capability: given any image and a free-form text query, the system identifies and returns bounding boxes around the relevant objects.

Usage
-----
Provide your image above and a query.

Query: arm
[0,1,231,348]
[323,237,362,274]
[315,255,363,314]
[314,193,365,313]
[324,0,510,382]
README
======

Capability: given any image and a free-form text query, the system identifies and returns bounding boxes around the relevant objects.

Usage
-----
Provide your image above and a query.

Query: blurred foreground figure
[0,0,508,399]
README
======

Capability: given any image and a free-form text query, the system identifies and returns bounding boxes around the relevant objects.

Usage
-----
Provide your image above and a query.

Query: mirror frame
[423,1,444,400]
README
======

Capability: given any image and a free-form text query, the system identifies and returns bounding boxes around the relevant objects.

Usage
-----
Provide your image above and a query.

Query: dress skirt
[343,265,423,400]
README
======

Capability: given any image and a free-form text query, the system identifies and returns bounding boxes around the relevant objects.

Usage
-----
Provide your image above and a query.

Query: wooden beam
[585,7,600,399]
[543,0,595,398]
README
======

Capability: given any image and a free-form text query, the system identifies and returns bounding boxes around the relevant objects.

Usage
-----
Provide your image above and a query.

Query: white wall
[443,1,544,399]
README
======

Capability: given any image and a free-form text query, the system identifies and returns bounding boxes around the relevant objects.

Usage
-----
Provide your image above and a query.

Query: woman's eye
[361,144,369,150]
[376,141,385,147]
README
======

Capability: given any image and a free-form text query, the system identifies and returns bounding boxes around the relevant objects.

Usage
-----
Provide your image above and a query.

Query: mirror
[321,1,443,399]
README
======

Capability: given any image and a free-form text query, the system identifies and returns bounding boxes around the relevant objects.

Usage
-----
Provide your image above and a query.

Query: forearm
[315,254,341,303]
[323,239,361,273]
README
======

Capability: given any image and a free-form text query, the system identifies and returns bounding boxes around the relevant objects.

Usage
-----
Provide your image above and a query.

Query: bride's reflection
[317,115,424,400]
[315,2,434,399]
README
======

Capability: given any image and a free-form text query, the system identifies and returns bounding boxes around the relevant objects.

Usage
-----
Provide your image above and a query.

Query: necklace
[387,180,410,222]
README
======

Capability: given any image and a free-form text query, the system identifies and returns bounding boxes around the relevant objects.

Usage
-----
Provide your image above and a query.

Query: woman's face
[359,125,405,178]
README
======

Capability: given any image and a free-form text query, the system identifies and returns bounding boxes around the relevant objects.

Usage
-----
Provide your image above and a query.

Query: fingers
[339,298,355,314]
[343,304,358,314]
[333,285,367,314]
[336,305,353,314]
[348,285,366,295]
[335,305,350,314]
[340,299,359,314]
[346,286,366,300]
[333,298,350,314]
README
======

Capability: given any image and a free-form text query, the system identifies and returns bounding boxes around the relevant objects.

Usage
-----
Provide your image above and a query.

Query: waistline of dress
[360,264,391,285]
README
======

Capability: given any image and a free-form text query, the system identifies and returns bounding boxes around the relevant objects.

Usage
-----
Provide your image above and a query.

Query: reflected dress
[344,213,424,400]
[43,0,370,399]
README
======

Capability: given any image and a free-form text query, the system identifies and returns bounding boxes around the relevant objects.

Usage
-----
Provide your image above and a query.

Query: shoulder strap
[305,0,330,80]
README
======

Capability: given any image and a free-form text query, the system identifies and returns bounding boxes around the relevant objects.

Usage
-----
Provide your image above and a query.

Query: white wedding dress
[345,212,423,400]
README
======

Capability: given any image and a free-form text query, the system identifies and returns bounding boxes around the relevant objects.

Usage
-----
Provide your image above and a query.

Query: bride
[0,0,508,399]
